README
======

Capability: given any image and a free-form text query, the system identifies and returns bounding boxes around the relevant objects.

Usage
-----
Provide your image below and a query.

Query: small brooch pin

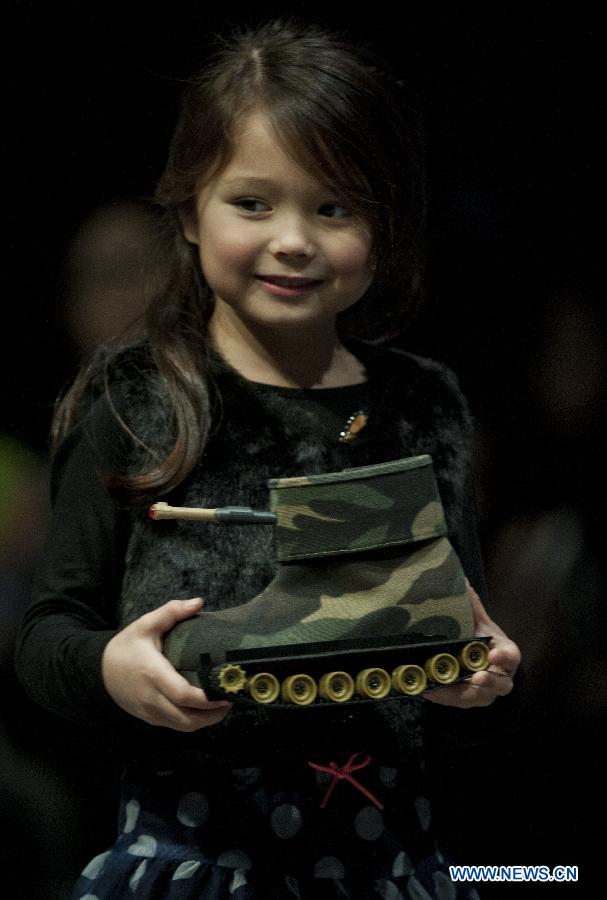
[338,410,368,443]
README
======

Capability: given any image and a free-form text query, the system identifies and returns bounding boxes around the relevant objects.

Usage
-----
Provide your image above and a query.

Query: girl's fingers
[422,631,518,708]
[423,667,514,708]
[131,659,232,730]
[466,580,522,681]
[141,689,232,731]
[421,588,521,708]
[466,667,514,696]
[152,673,233,731]
[140,597,204,636]
[488,640,522,676]
[102,603,232,730]
[141,599,234,723]
[152,653,231,711]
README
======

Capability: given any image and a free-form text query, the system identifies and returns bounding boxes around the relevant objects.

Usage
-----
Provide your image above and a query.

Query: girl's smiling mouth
[255,274,324,296]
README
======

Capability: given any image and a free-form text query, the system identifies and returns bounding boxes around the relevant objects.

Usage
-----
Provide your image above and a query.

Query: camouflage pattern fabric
[270,455,447,561]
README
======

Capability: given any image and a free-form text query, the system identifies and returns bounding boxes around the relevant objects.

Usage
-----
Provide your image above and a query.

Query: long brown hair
[52,18,427,502]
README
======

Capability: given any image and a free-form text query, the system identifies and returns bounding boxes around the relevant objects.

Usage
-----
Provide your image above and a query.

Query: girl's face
[182,111,375,339]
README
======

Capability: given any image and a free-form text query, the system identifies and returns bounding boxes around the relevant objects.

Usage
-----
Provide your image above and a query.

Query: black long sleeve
[14,397,132,724]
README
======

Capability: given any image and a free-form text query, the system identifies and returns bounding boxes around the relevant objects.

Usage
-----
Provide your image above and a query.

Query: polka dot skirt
[72,755,480,899]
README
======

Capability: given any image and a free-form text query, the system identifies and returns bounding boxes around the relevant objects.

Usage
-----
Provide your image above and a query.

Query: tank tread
[200,636,491,706]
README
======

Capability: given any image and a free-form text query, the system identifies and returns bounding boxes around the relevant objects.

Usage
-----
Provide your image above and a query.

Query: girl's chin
[210,290,354,336]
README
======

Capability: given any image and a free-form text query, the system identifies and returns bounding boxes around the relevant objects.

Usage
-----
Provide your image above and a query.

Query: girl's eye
[235,198,270,213]
[319,203,350,219]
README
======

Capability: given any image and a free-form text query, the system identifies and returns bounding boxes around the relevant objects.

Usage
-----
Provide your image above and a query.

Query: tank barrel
[149,502,277,525]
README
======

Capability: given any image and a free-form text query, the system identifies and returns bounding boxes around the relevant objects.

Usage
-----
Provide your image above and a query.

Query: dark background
[2,2,604,897]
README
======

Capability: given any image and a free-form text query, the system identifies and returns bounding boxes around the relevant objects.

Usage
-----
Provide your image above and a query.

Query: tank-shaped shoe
[158,455,490,706]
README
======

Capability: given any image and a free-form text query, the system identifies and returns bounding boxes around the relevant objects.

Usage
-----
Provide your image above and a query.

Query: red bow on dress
[307,753,384,810]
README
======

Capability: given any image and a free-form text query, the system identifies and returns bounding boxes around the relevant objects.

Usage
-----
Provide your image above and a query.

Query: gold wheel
[424,653,460,684]
[217,664,247,694]
[318,671,355,703]
[460,641,490,672]
[281,674,317,706]
[355,667,391,700]
[246,672,280,704]
[392,664,427,696]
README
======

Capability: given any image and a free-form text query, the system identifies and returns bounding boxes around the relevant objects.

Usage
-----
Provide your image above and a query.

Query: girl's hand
[423,580,521,708]
[101,598,232,731]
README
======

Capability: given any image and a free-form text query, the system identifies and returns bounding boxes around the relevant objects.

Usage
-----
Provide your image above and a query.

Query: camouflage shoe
[158,455,490,707]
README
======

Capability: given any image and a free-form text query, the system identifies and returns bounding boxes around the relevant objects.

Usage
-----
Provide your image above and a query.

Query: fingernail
[183,597,202,609]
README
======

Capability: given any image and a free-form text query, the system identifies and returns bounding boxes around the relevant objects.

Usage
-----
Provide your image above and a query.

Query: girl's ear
[178,203,200,246]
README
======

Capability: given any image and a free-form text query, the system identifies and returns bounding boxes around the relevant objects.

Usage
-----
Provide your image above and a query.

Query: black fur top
[111,343,482,766]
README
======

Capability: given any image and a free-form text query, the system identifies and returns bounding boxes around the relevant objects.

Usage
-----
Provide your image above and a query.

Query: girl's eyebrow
[221,174,343,200]
[222,175,277,190]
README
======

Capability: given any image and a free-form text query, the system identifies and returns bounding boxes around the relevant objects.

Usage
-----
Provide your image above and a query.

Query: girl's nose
[267,215,316,259]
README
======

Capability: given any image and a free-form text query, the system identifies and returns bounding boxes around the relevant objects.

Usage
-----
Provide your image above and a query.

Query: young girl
[15,18,520,899]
